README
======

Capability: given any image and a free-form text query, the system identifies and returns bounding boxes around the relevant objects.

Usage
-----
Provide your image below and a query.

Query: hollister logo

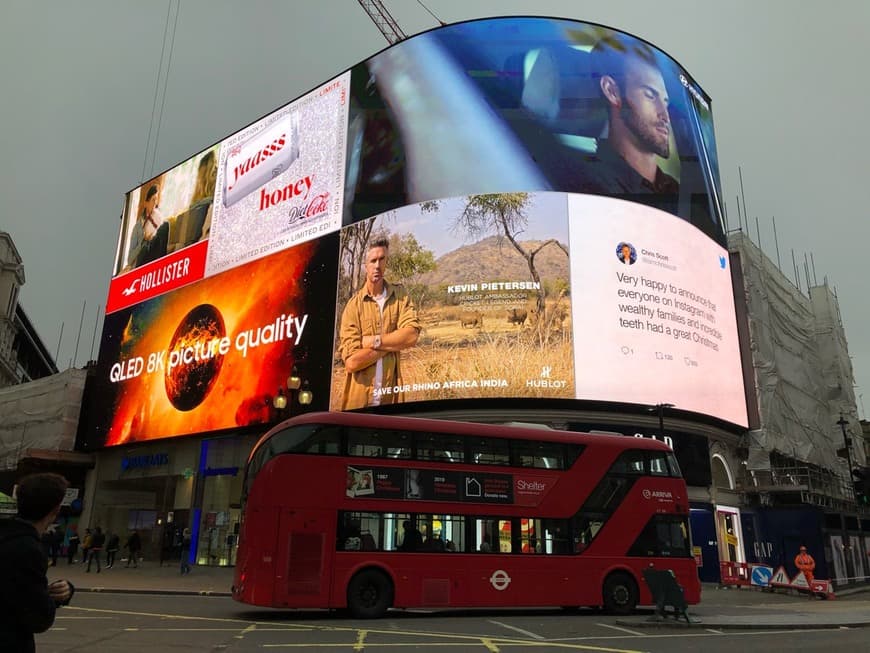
[107,243,207,313]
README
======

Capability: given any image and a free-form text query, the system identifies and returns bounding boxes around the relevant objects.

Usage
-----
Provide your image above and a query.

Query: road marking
[552,627,846,642]
[63,605,641,651]
[488,620,545,640]
[481,638,500,652]
[706,628,723,634]
[236,623,257,639]
[55,616,116,620]
[596,624,643,637]
[354,629,367,651]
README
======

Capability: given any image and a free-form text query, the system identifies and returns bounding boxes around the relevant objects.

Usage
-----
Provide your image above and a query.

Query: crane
[356,0,406,44]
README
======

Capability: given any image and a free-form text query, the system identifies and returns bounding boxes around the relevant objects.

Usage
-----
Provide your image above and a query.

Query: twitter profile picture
[616,242,637,265]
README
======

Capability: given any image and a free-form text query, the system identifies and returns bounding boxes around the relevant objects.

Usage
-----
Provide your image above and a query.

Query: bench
[642,568,692,624]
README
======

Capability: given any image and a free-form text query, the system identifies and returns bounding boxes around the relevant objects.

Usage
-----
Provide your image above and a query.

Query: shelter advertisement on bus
[79,17,747,451]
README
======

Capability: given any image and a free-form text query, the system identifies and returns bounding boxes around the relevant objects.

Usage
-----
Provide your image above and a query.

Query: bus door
[273,509,334,608]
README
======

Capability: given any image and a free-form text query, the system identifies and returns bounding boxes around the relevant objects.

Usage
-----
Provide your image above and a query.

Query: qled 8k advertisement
[80,236,338,449]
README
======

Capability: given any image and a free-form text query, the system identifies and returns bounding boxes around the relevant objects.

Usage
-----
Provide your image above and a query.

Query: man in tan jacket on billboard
[339,238,420,410]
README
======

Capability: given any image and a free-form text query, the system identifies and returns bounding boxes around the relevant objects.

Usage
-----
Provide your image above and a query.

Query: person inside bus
[479,535,493,552]
[338,237,421,410]
[423,533,446,552]
[399,520,423,552]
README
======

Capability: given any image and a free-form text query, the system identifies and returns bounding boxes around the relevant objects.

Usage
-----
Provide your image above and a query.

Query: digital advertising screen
[106,74,349,314]
[82,17,747,451]
[566,194,746,426]
[331,193,574,411]
[80,236,338,449]
[345,17,724,246]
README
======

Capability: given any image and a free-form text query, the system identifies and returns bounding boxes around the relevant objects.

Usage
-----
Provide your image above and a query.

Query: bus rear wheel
[602,572,638,615]
[347,569,394,619]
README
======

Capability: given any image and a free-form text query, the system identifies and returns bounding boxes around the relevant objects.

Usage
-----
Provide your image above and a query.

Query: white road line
[706,628,723,634]
[487,620,545,640]
[596,623,644,637]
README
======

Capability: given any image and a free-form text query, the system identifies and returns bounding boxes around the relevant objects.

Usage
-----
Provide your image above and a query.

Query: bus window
[628,515,691,557]
[415,432,466,463]
[414,514,466,552]
[582,476,634,513]
[475,517,500,552]
[520,518,571,554]
[347,428,412,459]
[648,452,670,477]
[300,425,343,454]
[572,515,604,553]
[666,453,682,478]
[512,441,568,469]
[470,437,510,466]
[243,425,340,500]
[610,449,646,475]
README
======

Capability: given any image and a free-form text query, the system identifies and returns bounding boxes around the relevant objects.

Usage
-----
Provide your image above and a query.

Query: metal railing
[739,466,860,508]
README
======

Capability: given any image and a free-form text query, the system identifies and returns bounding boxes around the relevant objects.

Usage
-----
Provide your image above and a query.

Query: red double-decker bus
[232,411,699,617]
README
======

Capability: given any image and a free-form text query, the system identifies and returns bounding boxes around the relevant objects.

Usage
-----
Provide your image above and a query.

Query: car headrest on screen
[518,45,605,138]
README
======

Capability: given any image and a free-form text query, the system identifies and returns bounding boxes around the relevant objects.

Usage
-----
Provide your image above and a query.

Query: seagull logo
[121,280,139,296]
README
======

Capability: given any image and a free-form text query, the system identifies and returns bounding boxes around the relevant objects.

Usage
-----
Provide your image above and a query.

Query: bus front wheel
[602,572,638,615]
[347,569,394,619]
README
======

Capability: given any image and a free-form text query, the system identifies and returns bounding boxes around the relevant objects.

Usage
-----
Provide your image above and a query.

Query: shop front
[191,434,258,567]
[88,431,258,567]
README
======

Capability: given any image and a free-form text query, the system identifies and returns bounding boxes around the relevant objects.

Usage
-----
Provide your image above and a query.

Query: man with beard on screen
[339,237,420,410]
[578,36,679,202]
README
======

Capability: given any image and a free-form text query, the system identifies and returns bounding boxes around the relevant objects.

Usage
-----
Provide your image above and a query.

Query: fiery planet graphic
[164,304,226,411]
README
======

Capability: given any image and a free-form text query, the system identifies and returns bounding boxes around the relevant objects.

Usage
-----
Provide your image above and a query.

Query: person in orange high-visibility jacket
[795,545,815,583]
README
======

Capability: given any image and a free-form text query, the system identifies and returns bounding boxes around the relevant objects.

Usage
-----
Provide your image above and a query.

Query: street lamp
[652,403,675,439]
[271,367,313,420]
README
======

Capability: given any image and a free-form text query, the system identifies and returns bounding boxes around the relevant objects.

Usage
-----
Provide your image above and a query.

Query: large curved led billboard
[79,17,746,451]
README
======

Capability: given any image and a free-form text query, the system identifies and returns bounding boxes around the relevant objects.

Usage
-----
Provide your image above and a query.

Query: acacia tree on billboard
[429,193,569,339]
[386,232,436,311]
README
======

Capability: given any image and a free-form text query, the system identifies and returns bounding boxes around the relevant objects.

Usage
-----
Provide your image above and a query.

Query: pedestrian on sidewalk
[0,473,75,652]
[86,527,105,573]
[125,529,141,568]
[41,527,56,567]
[80,528,92,565]
[66,529,79,564]
[179,528,192,575]
[105,532,120,569]
[795,545,815,584]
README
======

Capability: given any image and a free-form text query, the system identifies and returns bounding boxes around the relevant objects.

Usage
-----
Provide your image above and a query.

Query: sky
[2,0,869,415]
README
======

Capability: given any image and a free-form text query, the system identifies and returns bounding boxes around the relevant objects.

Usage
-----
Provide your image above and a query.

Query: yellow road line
[63,606,642,651]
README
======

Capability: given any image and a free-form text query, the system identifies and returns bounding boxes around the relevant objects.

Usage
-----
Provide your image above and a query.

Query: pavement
[47,560,870,630]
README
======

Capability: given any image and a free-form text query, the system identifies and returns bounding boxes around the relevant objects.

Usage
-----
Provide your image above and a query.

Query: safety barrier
[719,560,751,586]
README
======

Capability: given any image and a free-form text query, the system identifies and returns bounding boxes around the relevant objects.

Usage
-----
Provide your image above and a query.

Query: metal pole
[656,403,674,439]
[658,404,665,439]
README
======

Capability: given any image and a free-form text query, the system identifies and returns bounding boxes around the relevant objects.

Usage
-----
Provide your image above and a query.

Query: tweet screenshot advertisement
[568,194,747,426]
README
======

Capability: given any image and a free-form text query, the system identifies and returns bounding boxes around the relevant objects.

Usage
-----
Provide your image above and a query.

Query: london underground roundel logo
[489,569,511,591]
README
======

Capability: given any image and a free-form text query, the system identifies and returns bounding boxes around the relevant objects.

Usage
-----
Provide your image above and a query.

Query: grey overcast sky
[2,1,869,414]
